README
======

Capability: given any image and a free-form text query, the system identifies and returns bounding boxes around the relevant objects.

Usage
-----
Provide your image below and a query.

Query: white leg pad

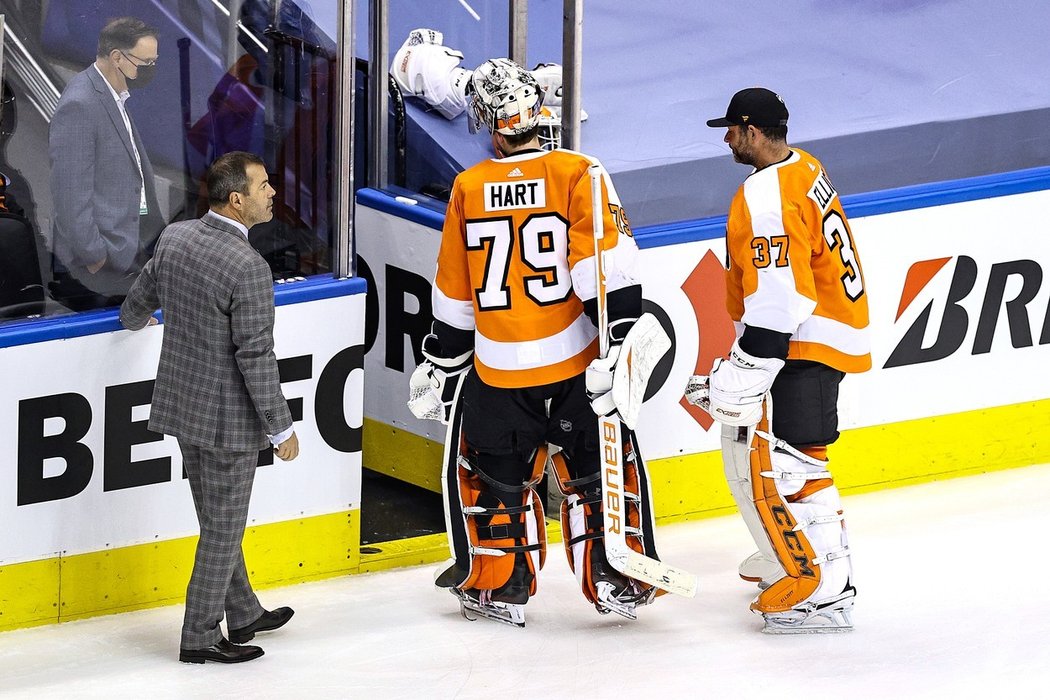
[721,424,783,582]
[765,447,852,605]
[738,551,784,589]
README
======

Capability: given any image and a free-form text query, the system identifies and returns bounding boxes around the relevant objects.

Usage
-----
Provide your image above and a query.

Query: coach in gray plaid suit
[121,151,299,664]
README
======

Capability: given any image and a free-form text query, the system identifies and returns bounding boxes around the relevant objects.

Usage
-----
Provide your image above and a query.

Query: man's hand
[705,341,784,427]
[87,256,107,274]
[274,432,299,461]
[120,314,159,331]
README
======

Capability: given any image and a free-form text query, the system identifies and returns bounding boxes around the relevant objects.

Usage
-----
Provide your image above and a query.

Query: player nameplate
[807,169,837,213]
[484,179,546,212]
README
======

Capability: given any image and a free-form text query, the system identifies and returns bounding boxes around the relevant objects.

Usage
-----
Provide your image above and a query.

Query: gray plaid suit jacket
[120,212,292,450]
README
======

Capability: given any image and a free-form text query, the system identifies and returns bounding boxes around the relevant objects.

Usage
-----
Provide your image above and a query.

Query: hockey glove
[390,28,470,119]
[586,343,620,418]
[407,334,473,424]
[704,340,784,427]
[683,374,710,411]
[390,28,443,94]
[585,313,672,429]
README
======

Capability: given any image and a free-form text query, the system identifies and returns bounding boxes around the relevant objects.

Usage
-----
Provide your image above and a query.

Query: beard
[731,142,757,166]
[728,127,758,166]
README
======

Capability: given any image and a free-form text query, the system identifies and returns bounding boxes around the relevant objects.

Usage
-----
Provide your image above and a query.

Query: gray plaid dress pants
[179,442,265,648]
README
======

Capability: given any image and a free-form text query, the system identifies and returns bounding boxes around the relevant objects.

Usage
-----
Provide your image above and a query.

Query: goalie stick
[589,164,698,598]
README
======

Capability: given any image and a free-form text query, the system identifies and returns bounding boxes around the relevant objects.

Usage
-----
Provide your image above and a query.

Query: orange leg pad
[746,408,851,614]
[455,460,546,594]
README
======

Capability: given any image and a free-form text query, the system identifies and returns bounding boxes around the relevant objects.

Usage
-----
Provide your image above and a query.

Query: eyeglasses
[120,50,158,67]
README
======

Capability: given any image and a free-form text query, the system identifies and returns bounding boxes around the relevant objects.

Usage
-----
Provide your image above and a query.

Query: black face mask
[124,64,156,90]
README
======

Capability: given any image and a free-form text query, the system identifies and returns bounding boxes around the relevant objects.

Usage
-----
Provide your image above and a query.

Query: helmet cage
[537,106,561,151]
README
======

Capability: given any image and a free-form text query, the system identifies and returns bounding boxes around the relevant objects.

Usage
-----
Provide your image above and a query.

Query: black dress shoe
[179,638,264,664]
[228,606,295,644]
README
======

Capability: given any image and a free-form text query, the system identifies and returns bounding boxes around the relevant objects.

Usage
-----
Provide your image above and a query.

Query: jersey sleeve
[566,159,640,305]
[433,177,476,332]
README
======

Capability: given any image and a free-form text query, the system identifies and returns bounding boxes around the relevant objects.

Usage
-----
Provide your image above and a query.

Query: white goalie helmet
[467,58,544,137]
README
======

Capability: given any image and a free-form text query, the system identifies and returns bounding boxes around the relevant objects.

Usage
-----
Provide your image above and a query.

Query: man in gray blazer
[49,16,165,311]
[121,151,299,664]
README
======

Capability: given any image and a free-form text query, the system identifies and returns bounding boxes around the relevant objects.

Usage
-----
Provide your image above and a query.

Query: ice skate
[738,551,785,590]
[760,585,856,634]
[451,588,526,628]
[437,555,531,628]
[590,553,654,620]
[594,581,656,620]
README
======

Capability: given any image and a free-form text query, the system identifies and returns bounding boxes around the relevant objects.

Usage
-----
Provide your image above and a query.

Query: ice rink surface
[2,464,1048,699]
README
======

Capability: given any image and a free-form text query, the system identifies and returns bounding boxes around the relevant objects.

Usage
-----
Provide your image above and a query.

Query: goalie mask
[467,58,544,137]
[537,106,561,151]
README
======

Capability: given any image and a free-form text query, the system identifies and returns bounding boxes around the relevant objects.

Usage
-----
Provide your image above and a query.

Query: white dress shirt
[94,63,147,214]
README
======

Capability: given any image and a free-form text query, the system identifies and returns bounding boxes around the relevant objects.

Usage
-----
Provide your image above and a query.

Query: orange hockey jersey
[434,149,639,388]
[725,148,870,373]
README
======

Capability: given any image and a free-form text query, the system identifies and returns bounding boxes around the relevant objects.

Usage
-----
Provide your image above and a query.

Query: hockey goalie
[685,87,870,634]
[407,58,673,627]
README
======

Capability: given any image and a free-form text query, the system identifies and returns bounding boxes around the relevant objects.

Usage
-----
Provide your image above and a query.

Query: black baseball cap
[707,87,789,128]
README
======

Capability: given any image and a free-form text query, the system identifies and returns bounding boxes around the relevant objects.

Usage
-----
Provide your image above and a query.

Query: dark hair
[206,151,266,206]
[97,17,159,58]
[756,124,788,143]
[501,124,540,150]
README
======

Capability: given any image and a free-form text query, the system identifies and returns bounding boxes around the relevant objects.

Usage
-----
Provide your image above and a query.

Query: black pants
[769,360,845,447]
[461,370,596,463]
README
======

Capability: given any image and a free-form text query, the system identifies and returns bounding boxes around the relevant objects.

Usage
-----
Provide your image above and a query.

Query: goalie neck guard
[467,58,544,137]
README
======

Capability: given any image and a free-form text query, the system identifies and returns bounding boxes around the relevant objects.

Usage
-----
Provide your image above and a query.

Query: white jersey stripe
[476,313,597,370]
[570,237,641,302]
[742,274,817,334]
[433,284,475,330]
[795,315,871,356]
[733,314,869,357]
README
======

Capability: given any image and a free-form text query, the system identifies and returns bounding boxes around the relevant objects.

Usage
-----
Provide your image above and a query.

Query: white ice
[2,465,1048,699]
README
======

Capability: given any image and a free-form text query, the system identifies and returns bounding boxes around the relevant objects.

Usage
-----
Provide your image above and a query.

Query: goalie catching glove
[585,313,671,430]
[390,28,471,119]
[407,333,473,424]
[685,340,784,427]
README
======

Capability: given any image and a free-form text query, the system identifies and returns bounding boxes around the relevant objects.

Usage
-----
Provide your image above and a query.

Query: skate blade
[762,623,853,635]
[453,591,525,628]
[595,583,638,621]
[596,599,638,621]
[761,611,853,634]
[460,601,525,628]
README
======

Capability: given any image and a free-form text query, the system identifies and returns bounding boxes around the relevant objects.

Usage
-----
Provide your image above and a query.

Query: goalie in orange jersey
[408,58,667,627]
[686,87,870,633]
